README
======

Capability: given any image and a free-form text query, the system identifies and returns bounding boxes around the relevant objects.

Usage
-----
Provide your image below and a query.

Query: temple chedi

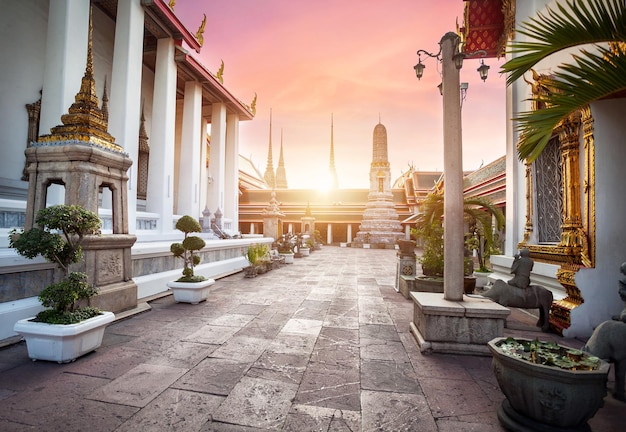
[354,122,403,247]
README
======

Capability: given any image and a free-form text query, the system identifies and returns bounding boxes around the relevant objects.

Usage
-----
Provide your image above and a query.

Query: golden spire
[36,7,122,153]
[275,128,288,189]
[196,14,206,46]
[101,76,109,123]
[329,113,338,189]
[138,102,149,153]
[263,109,276,189]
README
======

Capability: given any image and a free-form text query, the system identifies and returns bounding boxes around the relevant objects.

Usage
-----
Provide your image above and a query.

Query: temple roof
[460,0,510,58]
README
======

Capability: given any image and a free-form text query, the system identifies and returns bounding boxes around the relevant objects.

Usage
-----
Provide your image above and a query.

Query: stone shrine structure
[354,122,403,247]
[25,14,137,314]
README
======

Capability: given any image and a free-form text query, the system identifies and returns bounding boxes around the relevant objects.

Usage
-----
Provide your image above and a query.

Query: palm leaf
[501,0,626,161]
[502,0,626,85]
[515,49,626,161]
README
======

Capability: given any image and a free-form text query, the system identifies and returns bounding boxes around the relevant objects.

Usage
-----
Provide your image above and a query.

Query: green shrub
[9,205,102,324]
[170,215,207,282]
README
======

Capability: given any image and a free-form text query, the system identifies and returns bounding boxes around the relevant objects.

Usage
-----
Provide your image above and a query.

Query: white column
[40,0,89,205]
[347,224,352,243]
[441,32,464,301]
[108,0,144,233]
[208,103,226,214]
[147,38,177,232]
[250,223,255,234]
[177,80,203,218]
[199,118,209,213]
[224,113,240,230]
[288,223,293,234]
[327,224,333,245]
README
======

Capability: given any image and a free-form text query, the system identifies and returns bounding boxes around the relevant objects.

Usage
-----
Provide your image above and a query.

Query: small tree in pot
[170,215,207,282]
[10,205,102,324]
[10,204,115,363]
[168,215,214,304]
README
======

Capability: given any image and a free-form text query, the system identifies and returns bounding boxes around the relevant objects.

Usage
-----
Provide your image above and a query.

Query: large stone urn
[488,337,609,431]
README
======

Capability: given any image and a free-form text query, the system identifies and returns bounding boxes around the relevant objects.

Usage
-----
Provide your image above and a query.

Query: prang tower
[354,121,403,247]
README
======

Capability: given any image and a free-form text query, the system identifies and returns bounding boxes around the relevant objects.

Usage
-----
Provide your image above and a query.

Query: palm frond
[516,49,626,161]
[502,0,626,85]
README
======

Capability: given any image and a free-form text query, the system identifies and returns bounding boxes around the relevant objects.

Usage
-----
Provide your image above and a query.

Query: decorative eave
[174,47,255,120]
[141,0,202,53]
[461,0,513,59]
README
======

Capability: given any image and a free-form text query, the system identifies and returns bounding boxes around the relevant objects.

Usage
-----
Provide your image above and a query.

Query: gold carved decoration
[250,92,257,116]
[168,0,176,11]
[518,71,596,333]
[216,59,224,84]
[196,14,206,47]
[23,92,42,181]
[498,0,516,58]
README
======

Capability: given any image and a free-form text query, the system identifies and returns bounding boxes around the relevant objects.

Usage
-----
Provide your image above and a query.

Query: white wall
[571,99,626,337]
[0,1,49,186]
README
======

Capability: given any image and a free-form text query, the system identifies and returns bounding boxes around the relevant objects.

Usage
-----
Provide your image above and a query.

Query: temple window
[533,136,563,243]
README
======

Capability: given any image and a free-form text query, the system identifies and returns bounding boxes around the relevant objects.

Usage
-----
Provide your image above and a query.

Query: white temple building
[0,0,267,341]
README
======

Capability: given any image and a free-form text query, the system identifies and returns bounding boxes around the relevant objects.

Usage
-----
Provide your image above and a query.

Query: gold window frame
[518,71,595,269]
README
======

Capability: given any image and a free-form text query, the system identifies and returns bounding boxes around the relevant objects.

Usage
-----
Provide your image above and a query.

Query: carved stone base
[90,280,137,314]
[410,292,510,355]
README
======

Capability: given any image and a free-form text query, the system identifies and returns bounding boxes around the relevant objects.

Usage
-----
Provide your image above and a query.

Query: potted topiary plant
[167,215,214,304]
[277,233,295,264]
[10,204,115,363]
[488,336,609,431]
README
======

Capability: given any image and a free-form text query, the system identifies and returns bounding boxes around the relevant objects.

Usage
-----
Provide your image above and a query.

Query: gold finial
[250,92,257,115]
[216,59,224,84]
[168,0,176,11]
[196,13,206,46]
[35,6,122,154]
[101,75,109,124]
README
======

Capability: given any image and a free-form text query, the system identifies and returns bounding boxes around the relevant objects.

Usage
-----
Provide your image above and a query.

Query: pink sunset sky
[175,0,507,189]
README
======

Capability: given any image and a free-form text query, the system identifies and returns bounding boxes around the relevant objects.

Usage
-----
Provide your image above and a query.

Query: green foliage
[10,204,100,275]
[175,215,202,233]
[171,215,206,282]
[276,234,294,253]
[8,205,102,323]
[498,337,602,371]
[34,306,102,325]
[245,243,270,265]
[415,192,504,275]
[501,0,626,161]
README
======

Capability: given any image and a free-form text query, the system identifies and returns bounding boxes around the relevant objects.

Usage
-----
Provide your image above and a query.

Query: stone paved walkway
[0,246,623,431]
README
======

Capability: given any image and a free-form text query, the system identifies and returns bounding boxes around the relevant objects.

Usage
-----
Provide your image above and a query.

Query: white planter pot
[167,279,215,304]
[14,311,115,363]
[280,253,294,264]
[300,247,310,256]
[363,244,371,249]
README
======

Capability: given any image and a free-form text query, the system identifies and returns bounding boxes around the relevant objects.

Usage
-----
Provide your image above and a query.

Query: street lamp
[413,32,490,302]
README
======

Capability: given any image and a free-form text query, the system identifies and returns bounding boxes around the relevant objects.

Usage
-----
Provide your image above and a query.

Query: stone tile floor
[0,247,623,431]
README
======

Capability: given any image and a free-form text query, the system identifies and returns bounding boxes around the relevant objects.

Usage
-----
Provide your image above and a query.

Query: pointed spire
[275,128,288,189]
[263,109,276,189]
[328,113,339,189]
[35,6,122,154]
[101,76,109,123]
[138,102,149,153]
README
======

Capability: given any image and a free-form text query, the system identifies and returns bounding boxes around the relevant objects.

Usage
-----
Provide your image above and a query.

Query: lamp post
[414,32,488,302]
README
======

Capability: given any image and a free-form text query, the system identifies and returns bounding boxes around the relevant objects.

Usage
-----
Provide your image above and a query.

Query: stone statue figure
[482,248,552,332]
[508,248,533,289]
[583,262,626,402]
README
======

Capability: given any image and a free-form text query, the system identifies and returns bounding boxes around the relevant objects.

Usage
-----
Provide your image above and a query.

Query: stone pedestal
[409,292,510,355]
[395,255,416,293]
[399,275,415,299]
